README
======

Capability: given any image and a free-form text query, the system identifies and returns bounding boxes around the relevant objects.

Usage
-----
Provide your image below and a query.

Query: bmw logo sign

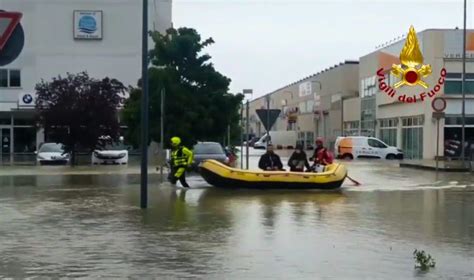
[22,94,33,104]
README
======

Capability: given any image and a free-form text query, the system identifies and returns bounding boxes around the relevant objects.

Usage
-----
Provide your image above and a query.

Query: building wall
[248,61,359,148]
[0,0,172,161]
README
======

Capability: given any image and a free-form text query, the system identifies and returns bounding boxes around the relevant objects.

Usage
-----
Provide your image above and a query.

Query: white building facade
[0,0,172,163]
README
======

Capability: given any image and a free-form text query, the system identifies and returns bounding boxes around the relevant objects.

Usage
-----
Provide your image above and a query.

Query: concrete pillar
[36,128,45,151]
[397,117,403,150]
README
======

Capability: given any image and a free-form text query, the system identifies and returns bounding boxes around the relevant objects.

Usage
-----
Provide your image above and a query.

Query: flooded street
[1,151,474,279]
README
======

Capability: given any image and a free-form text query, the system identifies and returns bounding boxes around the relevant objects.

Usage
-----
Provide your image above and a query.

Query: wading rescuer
[169,137,193,188]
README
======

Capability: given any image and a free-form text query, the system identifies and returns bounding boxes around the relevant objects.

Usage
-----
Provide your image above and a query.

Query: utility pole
[266,95,270,146]
[246,100,250,169]
[461,0,467,166]
[240,104,244,169]
[340,96,344,136]
[140,0,149,209]
[160,87,165,182]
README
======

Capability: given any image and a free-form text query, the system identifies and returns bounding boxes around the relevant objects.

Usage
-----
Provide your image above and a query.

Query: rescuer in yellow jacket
[169,136,193,188]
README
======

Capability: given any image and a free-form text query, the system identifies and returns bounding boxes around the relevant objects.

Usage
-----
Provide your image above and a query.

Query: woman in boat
[288,144,310,172]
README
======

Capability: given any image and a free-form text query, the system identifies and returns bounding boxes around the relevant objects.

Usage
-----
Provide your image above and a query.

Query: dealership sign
[376,26,446,103]
[74,10,103,40]
[18,92,36,108]
[0,11,24,66]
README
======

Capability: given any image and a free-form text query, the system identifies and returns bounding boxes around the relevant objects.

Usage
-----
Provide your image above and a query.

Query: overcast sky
[173,0,473,98]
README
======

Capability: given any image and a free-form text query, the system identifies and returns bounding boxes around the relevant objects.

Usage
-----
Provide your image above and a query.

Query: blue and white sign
[18,92,36,107]
[74,10,103,40]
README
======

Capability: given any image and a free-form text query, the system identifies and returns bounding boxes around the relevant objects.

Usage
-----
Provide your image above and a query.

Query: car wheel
[386,154,396,160]
[342,153,353,160]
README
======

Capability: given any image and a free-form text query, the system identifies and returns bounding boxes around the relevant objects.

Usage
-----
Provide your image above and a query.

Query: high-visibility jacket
[171,146,193,168]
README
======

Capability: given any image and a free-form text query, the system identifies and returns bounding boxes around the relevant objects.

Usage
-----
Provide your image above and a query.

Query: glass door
[0,128,12,164]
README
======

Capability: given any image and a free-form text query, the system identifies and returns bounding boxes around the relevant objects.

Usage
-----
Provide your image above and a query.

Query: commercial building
[356,28,474,159]
[249,28,474,160]
[248,61,359,149]
[0,0,172,163]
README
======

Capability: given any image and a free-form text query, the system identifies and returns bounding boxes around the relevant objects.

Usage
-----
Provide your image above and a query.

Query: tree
[35,72,126,166]
[122,27,244,148]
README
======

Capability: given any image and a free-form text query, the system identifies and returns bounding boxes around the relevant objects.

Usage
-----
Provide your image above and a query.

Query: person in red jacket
[310,137,333,172]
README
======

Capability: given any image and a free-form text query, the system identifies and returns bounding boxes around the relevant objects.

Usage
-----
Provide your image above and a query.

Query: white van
[254,131,298,149]
[334,136,403,160]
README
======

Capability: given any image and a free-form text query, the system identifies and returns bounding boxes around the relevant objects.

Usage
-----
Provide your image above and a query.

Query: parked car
[36,143,70,165]
[92,136,129,165]
[335,136,403,160]
[191,142,229,171]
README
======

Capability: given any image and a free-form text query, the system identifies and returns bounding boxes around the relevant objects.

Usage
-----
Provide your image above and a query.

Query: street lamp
[240,90,253,169]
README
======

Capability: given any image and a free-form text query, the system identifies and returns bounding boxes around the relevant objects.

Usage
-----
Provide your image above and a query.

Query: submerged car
[92,136,129,165]
[36,143,70,165]
[191,142,229,171]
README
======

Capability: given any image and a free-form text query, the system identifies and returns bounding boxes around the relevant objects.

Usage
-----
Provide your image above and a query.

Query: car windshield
[194,143,224,154]
[103,143,127,151]
[39,143,64,153]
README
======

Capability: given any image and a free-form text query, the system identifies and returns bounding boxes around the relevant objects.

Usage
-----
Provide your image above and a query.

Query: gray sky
[173,0,473,98]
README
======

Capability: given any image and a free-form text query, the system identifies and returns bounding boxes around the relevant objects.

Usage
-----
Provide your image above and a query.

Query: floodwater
[1,152,474,279]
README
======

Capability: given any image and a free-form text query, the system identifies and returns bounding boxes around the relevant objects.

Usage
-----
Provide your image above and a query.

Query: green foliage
[122,27,244,148]
[413,249,436,270]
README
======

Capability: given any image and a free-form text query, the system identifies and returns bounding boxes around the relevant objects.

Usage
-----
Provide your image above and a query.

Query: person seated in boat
[288,144,310,172]
[310,137,333,172]
[258,144,284,171]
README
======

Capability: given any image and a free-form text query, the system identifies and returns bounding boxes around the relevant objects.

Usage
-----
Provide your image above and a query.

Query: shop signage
[74,10,103,40]
[18,92,36,107]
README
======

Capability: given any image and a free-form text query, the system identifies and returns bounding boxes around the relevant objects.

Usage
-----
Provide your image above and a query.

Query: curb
[399,163,470,172]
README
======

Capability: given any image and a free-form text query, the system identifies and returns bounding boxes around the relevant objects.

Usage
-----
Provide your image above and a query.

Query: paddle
[346,175,361,186]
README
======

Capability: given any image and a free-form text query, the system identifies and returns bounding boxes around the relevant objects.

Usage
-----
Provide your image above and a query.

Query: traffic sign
[431,97,447,112]
[0,11,24,66]
[256,109,281,131]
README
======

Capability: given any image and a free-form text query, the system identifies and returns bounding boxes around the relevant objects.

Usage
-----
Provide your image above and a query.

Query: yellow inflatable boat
[199,160,347,190]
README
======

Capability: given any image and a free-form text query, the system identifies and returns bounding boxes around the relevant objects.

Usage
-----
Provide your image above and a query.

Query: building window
[299,102,306,113]
[401,116,424,159]
[0,69,7,87]
[379,118,398,147]
[10,70,21,87]
[361,76,376,98]
[0,69,21,88]
[343,121,359,136]
[444,72,474,95]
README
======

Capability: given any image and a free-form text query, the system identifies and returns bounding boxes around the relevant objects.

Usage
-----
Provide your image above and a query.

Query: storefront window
[380,129,397,147]
[401,116,424,159]
[14,127,37,153]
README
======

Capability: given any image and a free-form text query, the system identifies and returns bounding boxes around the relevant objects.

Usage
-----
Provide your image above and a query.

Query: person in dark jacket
[288,144,310,172]
[258,144,284,171]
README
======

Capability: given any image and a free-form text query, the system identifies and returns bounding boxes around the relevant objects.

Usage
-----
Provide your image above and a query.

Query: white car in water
[36,143,70,165]
[91,136,129,165]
